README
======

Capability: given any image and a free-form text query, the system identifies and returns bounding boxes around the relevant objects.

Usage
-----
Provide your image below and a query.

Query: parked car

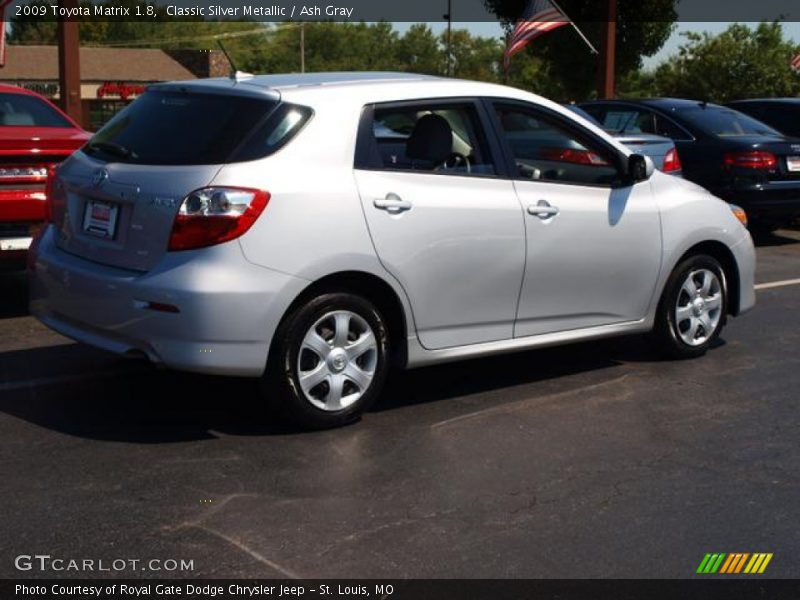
[30,73,755,428]
[565,104,682,175]
[727,98,800,138]
[0,84,90,267]
[580,98,800,231]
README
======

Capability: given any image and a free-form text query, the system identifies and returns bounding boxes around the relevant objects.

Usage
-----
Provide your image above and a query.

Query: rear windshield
[0,92,73,128]
[85,90,311,165]
[678,106,781,138]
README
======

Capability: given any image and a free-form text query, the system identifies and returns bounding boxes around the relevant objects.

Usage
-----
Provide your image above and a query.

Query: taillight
[662,147,682,173]
[44,167,63,223]
[723,150,777,170]
[541,148,609,166]
[168,187,270,251]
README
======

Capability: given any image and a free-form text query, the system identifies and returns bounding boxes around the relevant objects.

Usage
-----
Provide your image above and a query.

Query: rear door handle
[527,200,559,219]
[374,194,412,213]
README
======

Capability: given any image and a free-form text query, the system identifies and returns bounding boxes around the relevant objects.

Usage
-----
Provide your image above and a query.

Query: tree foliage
[483,0,676,98]
[8,2,547,88]
[651,22,800,102]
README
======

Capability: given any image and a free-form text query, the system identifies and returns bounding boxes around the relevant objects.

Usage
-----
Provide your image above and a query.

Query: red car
[0,84,89,266]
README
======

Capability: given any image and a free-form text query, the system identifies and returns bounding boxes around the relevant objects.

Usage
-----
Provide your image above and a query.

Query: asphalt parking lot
[1,230,799,580]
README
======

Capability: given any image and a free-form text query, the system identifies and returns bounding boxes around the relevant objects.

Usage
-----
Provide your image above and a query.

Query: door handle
[527,200,559,219]
[374,194,412,213]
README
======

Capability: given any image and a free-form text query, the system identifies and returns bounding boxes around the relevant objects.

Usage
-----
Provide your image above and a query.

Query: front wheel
[652,255,727,359]
[263,292,389,429]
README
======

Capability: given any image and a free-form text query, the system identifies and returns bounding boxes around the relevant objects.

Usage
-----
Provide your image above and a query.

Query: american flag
[504,0,570,70]
[792,53,800,72]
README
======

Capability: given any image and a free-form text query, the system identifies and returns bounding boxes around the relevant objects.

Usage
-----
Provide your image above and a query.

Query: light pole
[300,23,305,73]
[57,0,82,125]
[443,0,452,76]
[597,0,617,99]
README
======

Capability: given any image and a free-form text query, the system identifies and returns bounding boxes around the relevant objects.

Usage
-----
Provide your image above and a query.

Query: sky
[396,21,800,70]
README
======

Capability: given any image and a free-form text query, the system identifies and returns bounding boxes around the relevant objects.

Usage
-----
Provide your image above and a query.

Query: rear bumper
[29,226,309,377]
[0,188,46,261]
[719,182,800,222]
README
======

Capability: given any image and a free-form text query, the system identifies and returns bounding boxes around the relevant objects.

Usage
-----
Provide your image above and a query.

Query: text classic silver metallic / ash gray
[29,72,756,428]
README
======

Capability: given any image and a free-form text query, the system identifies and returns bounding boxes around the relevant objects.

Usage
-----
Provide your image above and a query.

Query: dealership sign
[97,82,147,100]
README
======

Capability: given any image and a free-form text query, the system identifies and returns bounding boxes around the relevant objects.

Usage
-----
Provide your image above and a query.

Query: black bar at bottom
[3,579,800,600]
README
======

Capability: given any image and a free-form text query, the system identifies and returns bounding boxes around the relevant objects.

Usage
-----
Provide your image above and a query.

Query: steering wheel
[436,152,472,173]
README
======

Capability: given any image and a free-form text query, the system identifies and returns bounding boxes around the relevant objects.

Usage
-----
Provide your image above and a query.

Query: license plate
[82,200,119,239]
[0,237,32,251]
[787,156,800,172]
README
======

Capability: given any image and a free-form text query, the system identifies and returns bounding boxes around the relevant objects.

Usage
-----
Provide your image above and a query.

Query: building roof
[0,45,196,82]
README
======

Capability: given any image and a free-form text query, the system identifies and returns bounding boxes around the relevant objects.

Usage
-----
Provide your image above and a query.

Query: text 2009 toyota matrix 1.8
[29,73,755,428]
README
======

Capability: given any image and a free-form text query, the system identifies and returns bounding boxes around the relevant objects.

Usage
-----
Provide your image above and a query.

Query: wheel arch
[273,270,411,368]
[674,240,741,316]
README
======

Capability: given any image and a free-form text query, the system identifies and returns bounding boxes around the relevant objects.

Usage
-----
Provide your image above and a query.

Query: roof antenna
[217,40,253,81]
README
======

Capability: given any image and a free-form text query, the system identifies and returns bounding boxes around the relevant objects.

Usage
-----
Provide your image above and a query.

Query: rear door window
[360,102,497,177]
[85,90,307,165]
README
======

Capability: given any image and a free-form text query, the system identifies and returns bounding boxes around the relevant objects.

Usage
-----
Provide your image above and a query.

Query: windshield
[0,92,73,128]
[678,106,781,138]
[564,105,603,128]
[86,90,280,165]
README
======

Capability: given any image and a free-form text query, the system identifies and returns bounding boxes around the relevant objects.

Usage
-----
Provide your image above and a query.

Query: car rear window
[85,90,309,165]
[0,92,73,128]
[678,106,781,138]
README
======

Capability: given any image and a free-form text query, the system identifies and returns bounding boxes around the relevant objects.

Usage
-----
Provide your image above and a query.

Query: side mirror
[628,153,654,183]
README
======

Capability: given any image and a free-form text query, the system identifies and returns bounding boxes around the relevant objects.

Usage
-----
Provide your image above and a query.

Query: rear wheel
[264,292,389,429]
[652,255,727,359]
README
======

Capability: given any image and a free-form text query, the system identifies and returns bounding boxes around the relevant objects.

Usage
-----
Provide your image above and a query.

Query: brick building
[0,45,231,130]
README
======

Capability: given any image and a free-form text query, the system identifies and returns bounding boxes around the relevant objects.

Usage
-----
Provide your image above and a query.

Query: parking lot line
[755,278,800,291]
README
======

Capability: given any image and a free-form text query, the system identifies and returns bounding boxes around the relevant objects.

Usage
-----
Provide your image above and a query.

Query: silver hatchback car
[29,72,756,428]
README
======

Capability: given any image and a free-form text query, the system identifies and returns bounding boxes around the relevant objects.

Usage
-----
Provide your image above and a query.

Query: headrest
[406,114,453,163]
[2,112,35,126]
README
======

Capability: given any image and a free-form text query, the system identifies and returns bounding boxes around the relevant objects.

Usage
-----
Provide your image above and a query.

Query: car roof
[728,98,800,105]
[584,97,727,111]
[238,71,442,89]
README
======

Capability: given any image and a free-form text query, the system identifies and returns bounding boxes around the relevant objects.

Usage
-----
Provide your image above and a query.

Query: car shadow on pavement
[0,270,29,319]
[751,228,800,248]
[0,334,670,444]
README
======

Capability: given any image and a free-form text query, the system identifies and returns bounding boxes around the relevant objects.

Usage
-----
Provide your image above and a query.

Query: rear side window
[0,92,72,128]
[85,91,308,165]
[231,103,312,162]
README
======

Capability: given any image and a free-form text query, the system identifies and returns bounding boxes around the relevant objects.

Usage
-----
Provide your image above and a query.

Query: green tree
[397,23,442,74]
[652,22,800,102]
[483,0,676,99]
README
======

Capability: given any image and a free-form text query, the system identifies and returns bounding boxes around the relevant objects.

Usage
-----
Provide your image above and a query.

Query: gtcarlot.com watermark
[14,554,195,573]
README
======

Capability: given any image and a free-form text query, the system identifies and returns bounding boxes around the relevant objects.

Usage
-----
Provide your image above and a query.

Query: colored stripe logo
[696,553,773,574]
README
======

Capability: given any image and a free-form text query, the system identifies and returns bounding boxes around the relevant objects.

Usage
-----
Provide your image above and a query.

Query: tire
[652,254,728,359]
[263,292,389,429]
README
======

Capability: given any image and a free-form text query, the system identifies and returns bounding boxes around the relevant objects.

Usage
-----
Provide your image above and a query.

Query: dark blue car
[581,98,800,231]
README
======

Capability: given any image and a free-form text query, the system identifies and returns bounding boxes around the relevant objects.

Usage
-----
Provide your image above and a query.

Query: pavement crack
[195,524,301,579]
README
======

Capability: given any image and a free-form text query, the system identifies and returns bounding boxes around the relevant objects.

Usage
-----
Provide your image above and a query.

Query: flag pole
[549,0,598,54]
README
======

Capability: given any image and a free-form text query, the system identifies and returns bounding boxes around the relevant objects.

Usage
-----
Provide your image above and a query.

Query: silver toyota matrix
[29,72,756,428]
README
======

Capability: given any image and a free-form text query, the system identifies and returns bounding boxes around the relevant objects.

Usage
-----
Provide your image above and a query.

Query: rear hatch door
[51,85,279,272]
